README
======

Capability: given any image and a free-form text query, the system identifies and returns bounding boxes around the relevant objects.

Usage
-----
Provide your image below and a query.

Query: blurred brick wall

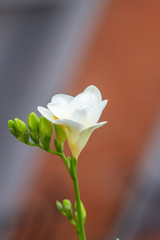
[12,0,160,239]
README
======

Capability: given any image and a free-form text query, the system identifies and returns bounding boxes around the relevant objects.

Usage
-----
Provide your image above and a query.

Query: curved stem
[73,176,86,240]
[28,142,61,156]
[28,141,85,238]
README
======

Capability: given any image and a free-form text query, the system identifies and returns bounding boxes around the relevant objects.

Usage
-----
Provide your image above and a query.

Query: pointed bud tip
[63,199,73,220]
[14,118,27,131]
[8,120,14,128]
[13,118,29,143]
[39,116,53,138]
[27,112,40,134]
[8,120,18,137]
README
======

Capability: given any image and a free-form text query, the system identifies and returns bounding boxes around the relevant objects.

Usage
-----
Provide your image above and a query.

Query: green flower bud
[8,120,18,137]
[27,112,40,143]
[27,112,39,135]
[81,202,87,223]
[75,201,86,223]
[14,118,27,133]
[54,124,66,143]
[63,199,73,221]
[39,117,53,149]
[29,132,39,144]
[23,131,29,144]
[56,201,66,216]
[39,116,53,138]
[14,118,29,143]
[54,138,63,153]
[40,135,51,150]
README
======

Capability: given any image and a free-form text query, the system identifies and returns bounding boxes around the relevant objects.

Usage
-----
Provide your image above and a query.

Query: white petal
[54,119,85,158]
[37,106,55,123]
[48,94,73,119]
[51,94,73,104]
[71,105,96,127]
[84,85,102,103]
[70,91,99,117]
[94,99,108,123]
[75,121,107,158]
[54,119,84,133]
[80,121,107,135]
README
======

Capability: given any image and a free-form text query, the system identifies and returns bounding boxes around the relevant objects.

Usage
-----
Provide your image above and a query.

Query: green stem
[28,142,61,156]
[73,175,86,240]
[28,141,85,238]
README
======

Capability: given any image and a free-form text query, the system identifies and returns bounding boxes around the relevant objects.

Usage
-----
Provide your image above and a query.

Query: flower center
[53,115,59,120]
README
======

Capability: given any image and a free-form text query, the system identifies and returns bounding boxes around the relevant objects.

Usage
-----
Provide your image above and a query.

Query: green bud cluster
[56,198,86,231]
[8,118,29,143]
[8,112,54,149]
[56,199,76,226]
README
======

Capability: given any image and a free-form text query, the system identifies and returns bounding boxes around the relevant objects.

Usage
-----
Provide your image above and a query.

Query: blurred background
[1,0,160,239]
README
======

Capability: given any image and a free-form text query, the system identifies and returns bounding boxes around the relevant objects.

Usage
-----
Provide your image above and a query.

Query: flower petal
[80,121,107,135]
[37,106,55,123]
[51,94,73,104]
[76,121,107,158]
[37,85,108,158]
[54,119,84,133]
[94,99,108,123]
[54,119,85,158]
[71,105,96,127]
[84,85,102,103]
[48,94,73,119]
[70,89,99,118]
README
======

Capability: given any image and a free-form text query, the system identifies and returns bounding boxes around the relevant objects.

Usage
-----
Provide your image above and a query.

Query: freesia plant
[8,85,118,239]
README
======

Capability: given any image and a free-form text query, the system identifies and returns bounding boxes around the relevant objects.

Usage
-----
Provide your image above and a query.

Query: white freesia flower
[37,85,108,158]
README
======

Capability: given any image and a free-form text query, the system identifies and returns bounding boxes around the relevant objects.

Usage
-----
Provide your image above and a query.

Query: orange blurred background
[1,0,160,239]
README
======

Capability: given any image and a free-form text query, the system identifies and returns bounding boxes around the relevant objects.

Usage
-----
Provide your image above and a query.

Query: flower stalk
[73,170,86,240]
[8,85,108,240]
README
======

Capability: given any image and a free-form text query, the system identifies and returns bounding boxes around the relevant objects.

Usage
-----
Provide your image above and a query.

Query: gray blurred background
[0,0,106,239]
